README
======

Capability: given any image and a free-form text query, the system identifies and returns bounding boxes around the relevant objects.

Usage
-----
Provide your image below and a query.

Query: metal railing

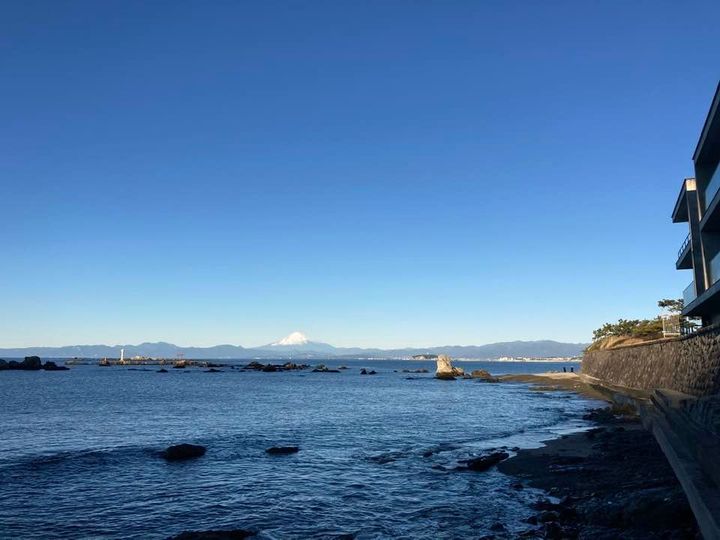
[678,233,691,260]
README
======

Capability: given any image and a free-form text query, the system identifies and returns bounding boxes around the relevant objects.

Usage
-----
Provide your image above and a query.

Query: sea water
[0,359,596,539]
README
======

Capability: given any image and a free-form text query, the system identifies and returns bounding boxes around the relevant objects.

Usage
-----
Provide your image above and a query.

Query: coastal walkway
[641,390,720,540]
[579,375,720,540]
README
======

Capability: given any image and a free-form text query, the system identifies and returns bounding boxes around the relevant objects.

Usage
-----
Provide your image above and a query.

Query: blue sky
[1,1,719,348]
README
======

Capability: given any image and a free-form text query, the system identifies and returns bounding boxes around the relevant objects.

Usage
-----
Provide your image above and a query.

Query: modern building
[674,82,720,326]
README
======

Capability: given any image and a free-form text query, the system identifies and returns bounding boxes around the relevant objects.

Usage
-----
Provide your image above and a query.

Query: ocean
[0,359,597,539]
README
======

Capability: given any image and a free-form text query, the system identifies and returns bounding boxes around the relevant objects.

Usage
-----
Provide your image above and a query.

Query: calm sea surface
[0,359,596,539]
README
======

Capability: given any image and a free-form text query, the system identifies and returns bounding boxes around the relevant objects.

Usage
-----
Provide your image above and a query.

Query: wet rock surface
[464,451,510,472]
[497,406,700,539]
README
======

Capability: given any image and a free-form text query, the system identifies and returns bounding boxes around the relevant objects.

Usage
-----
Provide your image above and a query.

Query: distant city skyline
[2,1,719,348]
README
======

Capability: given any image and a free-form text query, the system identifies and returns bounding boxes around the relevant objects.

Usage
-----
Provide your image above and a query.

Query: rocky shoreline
[494,405,700,539]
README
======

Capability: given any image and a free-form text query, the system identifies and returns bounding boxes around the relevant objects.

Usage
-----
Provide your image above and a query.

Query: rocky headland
[0,356,69,371]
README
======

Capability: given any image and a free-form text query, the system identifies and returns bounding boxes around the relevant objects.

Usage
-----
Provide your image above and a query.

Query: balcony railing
[710,251,720,286]
[683,281,697,306]
[678,233,691,259]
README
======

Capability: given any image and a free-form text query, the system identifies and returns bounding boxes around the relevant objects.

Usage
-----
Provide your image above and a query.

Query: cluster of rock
[0,356,68,371]
[434,355,498,381]
[161,442,300,462]
[360,368,377,375]
[243,361,309,372]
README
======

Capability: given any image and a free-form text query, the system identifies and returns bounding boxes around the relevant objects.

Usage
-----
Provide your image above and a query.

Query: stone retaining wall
[582,326,720,396]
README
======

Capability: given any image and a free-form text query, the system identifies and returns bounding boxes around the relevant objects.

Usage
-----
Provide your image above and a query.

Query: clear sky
[1,1,719,348]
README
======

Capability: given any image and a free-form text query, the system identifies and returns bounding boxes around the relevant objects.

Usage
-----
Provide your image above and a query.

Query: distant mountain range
[0,332,587,360]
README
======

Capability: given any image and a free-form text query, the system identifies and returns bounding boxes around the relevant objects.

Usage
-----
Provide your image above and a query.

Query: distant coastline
[0,336,588,361]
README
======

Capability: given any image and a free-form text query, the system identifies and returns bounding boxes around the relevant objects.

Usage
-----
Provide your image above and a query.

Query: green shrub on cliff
[588,298,688,351]
[591,318,664,342]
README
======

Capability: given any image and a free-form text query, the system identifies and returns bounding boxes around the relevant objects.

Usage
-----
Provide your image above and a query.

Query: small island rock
[435,355,464,380]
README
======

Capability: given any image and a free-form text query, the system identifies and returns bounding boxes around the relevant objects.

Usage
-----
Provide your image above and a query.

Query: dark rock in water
[0,357,55,371]
[261,364,277,372]
[158,368,169,373]
[543,522,563,540]
[471,369,499,382]
[205,368,222,373]
[162,443,207,461]
[313,365,340,373]
[21,356,43,370]
[169,530,254,539]
[172,364,186,369]
[360,369,377,375]
[435,373,456,380]
[466,451,509,472]
[266,446,299,455]
[42,361,69,371]
[490,522,507,532]
[539,510,560,523]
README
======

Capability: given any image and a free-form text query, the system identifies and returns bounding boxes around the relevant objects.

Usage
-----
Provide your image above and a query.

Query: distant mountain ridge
[0,333,587,359]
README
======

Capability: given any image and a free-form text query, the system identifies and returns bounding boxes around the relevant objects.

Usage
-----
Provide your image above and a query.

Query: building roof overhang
[672,178,692,223]
[693,81,720,166]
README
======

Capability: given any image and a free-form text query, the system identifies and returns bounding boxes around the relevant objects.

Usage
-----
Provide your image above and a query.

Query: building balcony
[701,165,720,231]
[684,251,720,319]
[704,164,720,211]
[684,281,697,306]
[676,233,692,269]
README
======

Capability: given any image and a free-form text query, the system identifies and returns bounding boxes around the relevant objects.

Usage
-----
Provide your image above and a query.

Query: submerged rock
[170,530,254,539]
[266,446,299,455]
[42,361,69,371]
[158,368,169,373]
[162,443,207,461]
[465,451,509,472]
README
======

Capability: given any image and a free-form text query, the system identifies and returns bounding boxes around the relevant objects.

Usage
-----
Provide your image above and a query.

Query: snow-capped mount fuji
[260,332,337,354]
[270,331,310,346]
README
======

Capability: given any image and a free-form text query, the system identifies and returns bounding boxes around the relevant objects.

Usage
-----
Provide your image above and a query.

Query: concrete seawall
[582,325,720,397]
